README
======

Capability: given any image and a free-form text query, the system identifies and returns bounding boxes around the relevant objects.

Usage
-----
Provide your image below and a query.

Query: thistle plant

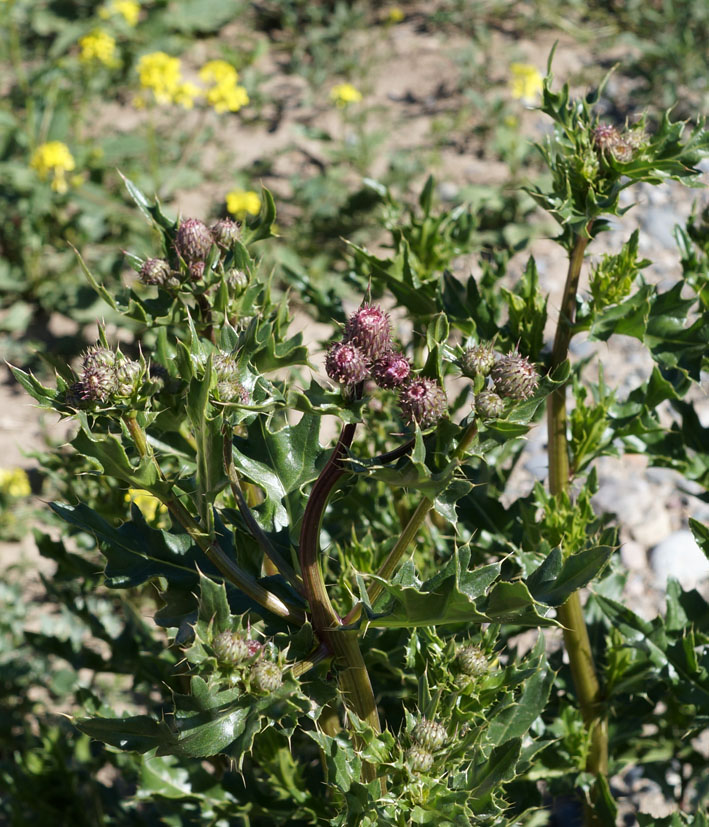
[12,55,709,825]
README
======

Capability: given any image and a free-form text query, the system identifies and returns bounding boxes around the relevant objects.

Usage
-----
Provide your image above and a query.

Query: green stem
[343,420,478,627]
[546,229,608,818]
[124,414,304,626]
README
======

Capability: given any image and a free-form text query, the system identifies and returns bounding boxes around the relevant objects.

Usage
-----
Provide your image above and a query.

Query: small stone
[620,541,647,571]
[650,530,709,590]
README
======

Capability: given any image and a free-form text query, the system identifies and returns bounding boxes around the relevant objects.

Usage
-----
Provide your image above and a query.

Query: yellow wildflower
[199,60,239,86]
[125,488,167,523]
[0,468,31,499]
[226,189,261,219]
[99,0,141,26]
[30,141,76,194]
[387,6,405,23]
[199,61,248,113]
[207,82,249,114]
[172,81,202,110]
[509,63,543,105]
[137,51,183,105]
[78,29,119,67]
[330,82,362,108]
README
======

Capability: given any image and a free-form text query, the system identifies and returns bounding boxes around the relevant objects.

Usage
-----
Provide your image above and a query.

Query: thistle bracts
[251,660,283,693]
[457,644,488,677]
[326,341,369,385]
[460,343,495,378]
[474,390,505,419]
[213,630,249,667]
[176,218,213,262]
[344,304,392,361]
[372,351,411,389]
[406,744,434,773]
[399,378,447,428]
[139,257,171,286]
[412,718,447,751]
[211,217,241,248]
[491,352,539,401]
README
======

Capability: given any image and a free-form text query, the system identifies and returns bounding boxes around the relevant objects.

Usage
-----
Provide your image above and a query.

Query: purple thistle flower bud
[457,644,488,677]
[399,378,447,428]
[406,744,434,772]
[246,639,262,658]
[188,260,205,282]
[213,630,249,667]
[176,218,214,262]
[491,352,539,401]
[372,351,411,389]
[412,718,447,751]
[211,217,241,248]
[474,390,505,419]
[344,304,392,361]
[592,123,621,153]
[81,361,117,402]
[460,343,495,378]
[252,660,283,693]
[138,258,171,286]
[325,342,369,385]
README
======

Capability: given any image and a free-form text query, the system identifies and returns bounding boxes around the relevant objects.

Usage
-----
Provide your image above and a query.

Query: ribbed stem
[546,230,608,822]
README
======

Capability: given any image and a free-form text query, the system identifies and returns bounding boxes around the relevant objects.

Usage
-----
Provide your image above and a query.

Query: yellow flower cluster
[136,51,201,109]
[226,189,261,219]
[509,63,543,105]
[30,141,76,193]
[387,6,405,23]
[330,82,363,108]
[199,60,249,113]
[79,29,119,67]
[125,488,167,523]
[99,0,141,26]
[0,468,31,499]
[135,54,248,113]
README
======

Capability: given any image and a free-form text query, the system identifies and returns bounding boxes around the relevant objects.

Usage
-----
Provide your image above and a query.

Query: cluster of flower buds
[325,303,447,428]
[592,122,647,164]
[137,216,244,291]
[405,716,448,772]
[460,342,539,420]
[212,630,281,691]
[67,345,147,405]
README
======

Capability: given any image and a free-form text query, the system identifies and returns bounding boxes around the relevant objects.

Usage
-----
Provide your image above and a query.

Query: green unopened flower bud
[114,358,142,397]
[399,378,447,428]
[457,644,488,677]
[213,630,249,667]
[474,390,505,419]
[460,343,495,378]
[406,744,434,772]
[139,258,171,286]
[82,346,115,372]
[227,269,248,295]
[252,660,282,693]
[412,718,447,751]
[212,352,249,403]
[491,352,539,401]
[211,218,241,248]
[344,304,392,361]
[176,218,213,262]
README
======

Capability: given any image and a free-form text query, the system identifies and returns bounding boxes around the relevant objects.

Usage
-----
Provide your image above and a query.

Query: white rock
[620,541,647,571]
[650,530,709,590]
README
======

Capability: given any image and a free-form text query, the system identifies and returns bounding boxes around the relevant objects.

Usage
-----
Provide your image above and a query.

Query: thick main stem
[546,232,608,817]
[298,421,382,785]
